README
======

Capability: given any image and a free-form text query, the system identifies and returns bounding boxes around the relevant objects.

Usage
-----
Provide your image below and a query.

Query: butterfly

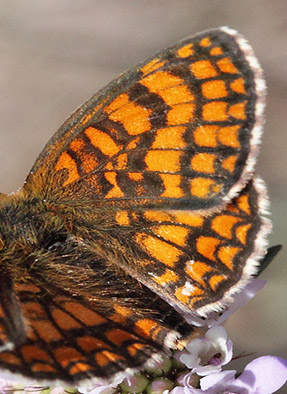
[0,27,271,387]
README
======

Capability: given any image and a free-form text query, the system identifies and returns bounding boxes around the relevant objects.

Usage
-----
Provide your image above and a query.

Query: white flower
[179,326,233,376]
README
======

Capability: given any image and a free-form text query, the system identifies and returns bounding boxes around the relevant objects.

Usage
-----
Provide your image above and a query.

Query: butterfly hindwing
[93,178,270,316]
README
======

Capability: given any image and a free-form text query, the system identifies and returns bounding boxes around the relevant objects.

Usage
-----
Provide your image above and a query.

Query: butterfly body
[0,27,271,385]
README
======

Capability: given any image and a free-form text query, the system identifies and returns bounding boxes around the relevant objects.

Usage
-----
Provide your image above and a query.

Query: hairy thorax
[0,192,147,308]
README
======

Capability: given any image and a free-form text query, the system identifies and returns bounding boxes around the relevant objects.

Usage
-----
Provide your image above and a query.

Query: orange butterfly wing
[24,27,265,211]
[23,27,269,316]
[0,27,271,386]
[0,277,193,384]
[110,178,271,316]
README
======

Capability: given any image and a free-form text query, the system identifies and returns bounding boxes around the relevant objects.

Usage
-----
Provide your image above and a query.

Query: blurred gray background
[0,0,286,388]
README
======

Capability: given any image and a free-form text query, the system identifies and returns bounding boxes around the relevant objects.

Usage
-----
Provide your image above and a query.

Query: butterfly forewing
[24,27,264,212]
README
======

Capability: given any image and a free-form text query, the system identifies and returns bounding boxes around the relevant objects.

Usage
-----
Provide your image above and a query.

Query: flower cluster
[0,280,286,394]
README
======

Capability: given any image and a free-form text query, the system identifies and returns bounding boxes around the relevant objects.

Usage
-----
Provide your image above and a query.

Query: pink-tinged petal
[0,379,10,390]
[237,356,287,393]
[185,338,209,354]
[170,387,186,394]
[88,386,116,394]
[17,386,45,394]
[171,373,201,393]
[0,380,7,389]
[170,386,202,394]
[84,375,124,394]
[222,338,233,365]
[50,389,66,394]
[205,326,227,342]
[199,370,237,390]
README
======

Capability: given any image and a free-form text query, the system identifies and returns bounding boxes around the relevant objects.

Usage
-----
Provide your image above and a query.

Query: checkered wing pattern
[0,28,271,385]
[0,278,193,383]
[109,179,269,316]
[25,28,265,211]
